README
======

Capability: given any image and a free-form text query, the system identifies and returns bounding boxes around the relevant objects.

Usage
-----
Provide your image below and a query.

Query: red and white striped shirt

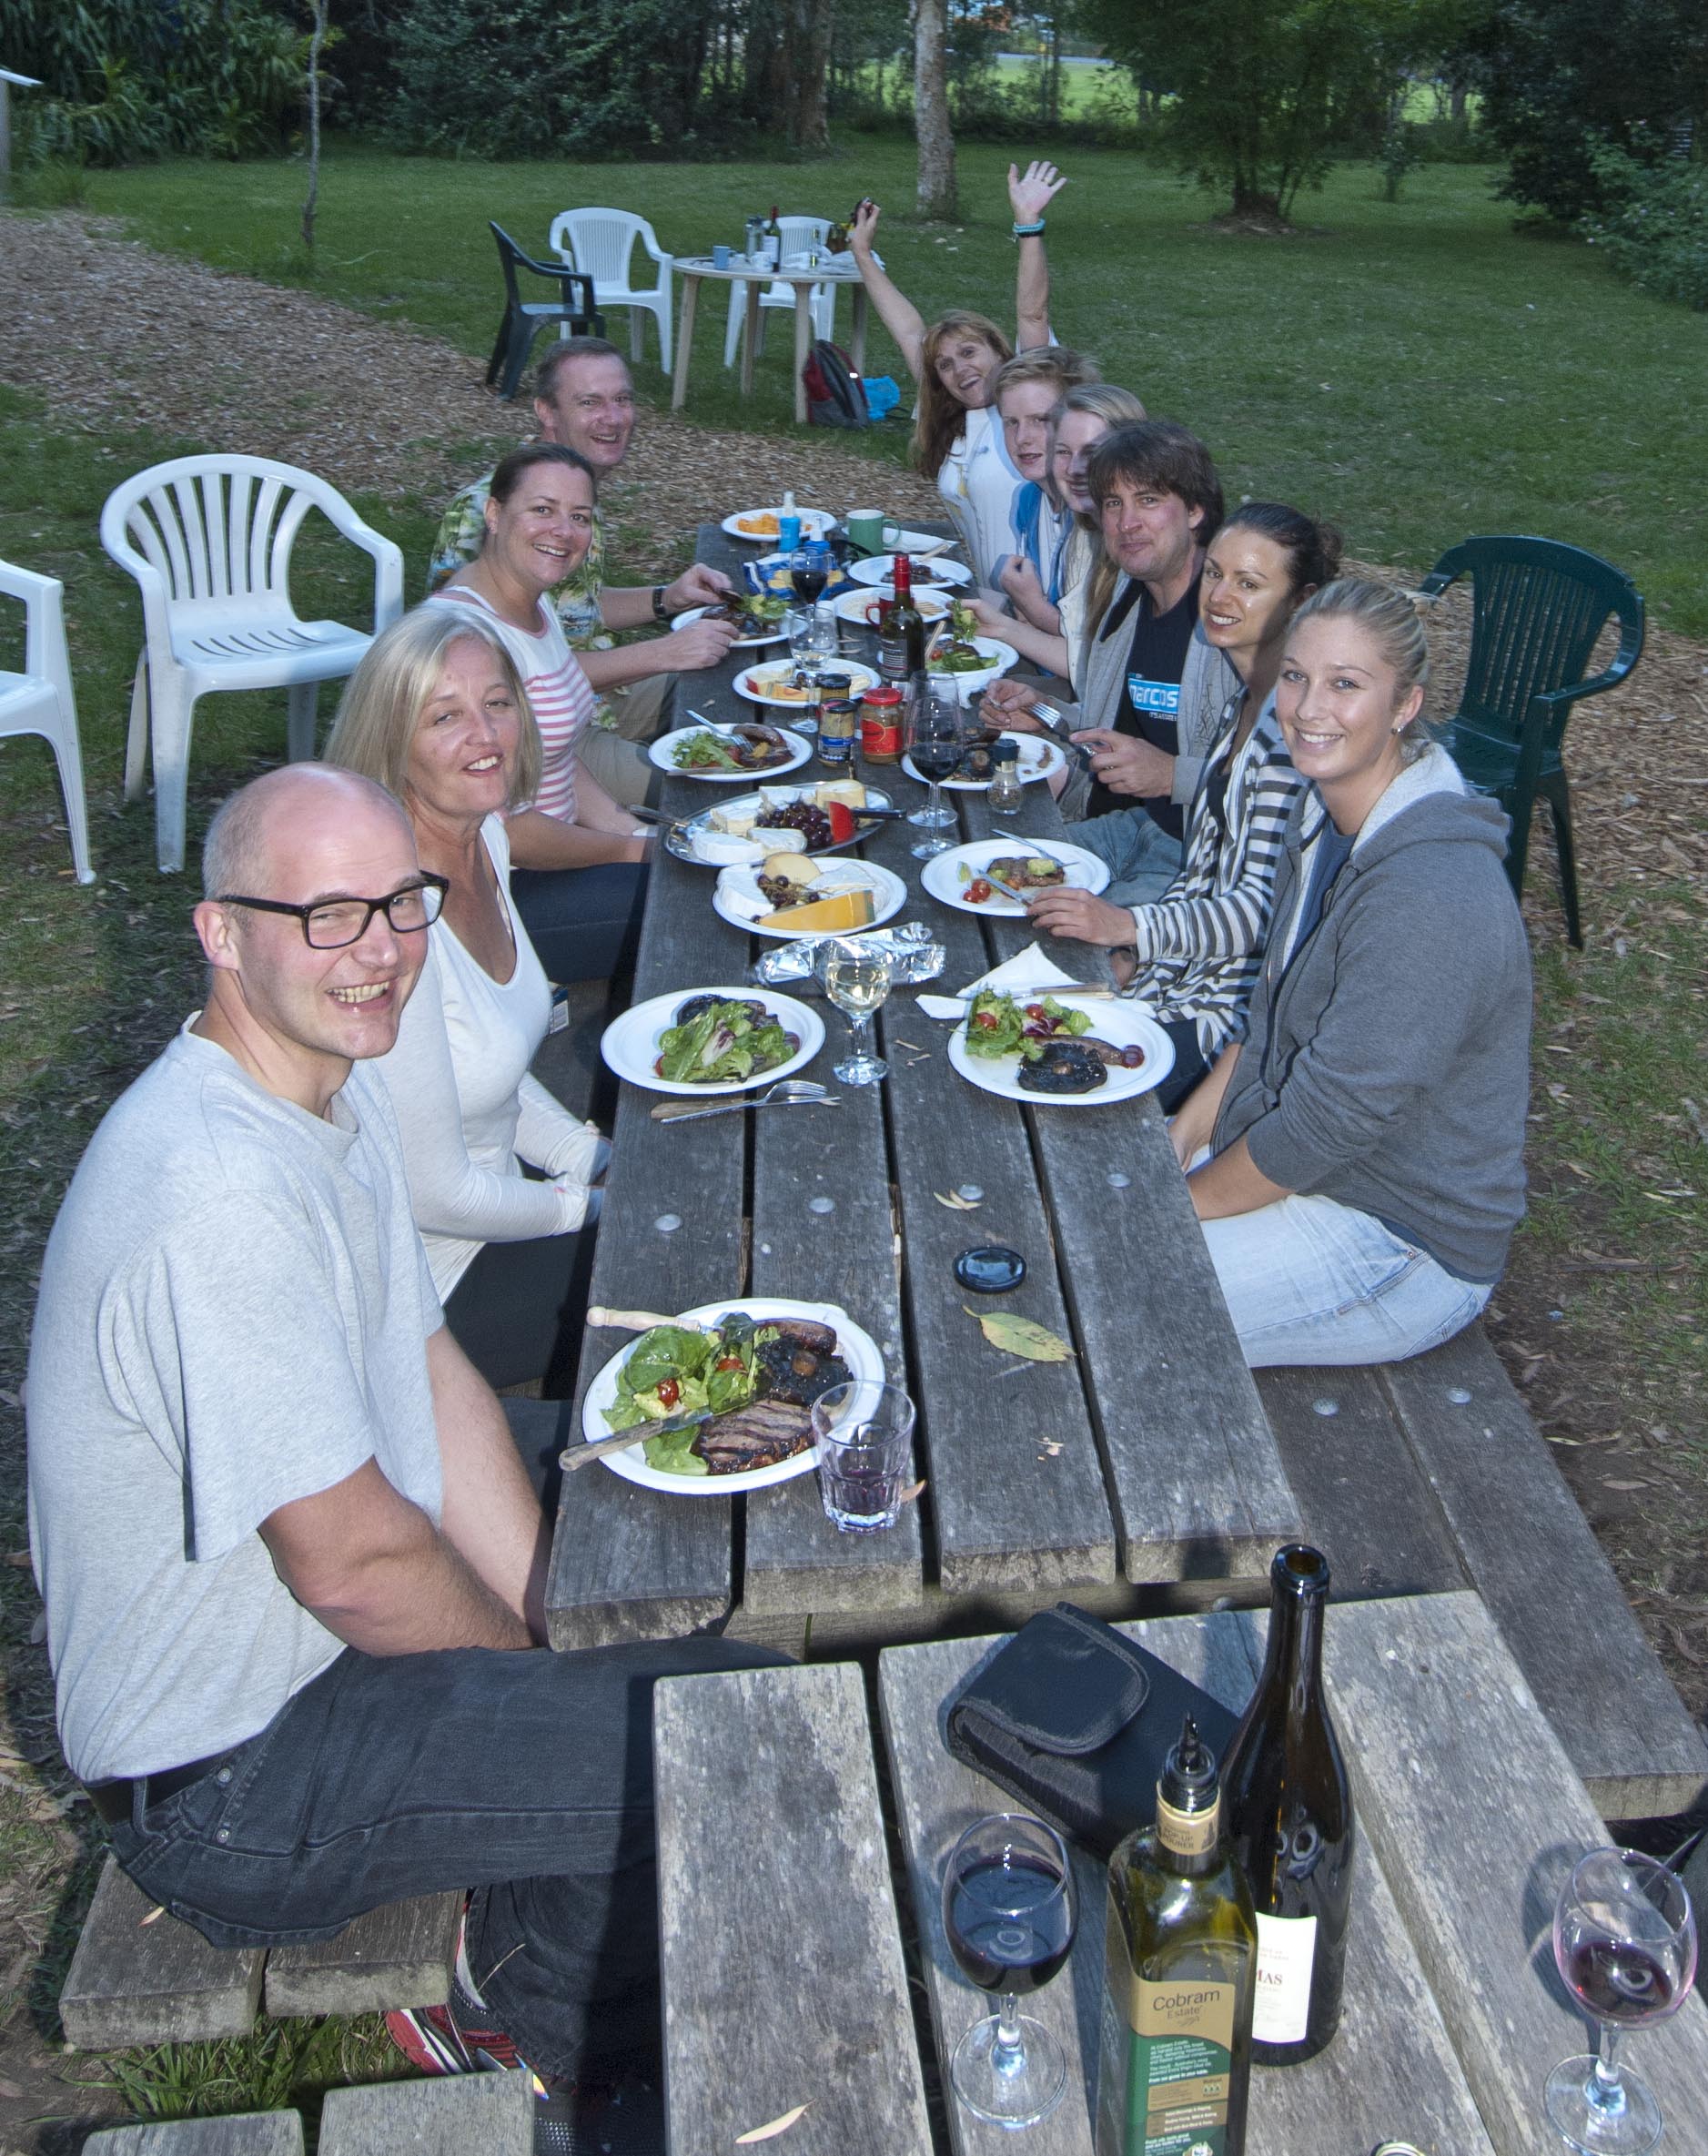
[428,585,595,825]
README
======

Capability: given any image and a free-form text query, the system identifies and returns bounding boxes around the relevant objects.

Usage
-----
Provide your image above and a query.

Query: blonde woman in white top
[328,608,608,1390]
[847,160,1066,584]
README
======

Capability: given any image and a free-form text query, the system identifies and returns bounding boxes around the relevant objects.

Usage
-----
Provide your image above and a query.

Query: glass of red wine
[941,1812,1076,2128]
[1546,1846,1697,2153]
[906,685,965,856]
[789,544,829,606]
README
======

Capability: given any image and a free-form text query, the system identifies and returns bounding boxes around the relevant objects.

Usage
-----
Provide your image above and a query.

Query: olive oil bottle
[1096,1716,1258,2156]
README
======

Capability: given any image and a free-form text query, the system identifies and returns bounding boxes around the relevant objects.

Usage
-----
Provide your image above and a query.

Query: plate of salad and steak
[948,989,1175,1105]
[581,1299,885,1493]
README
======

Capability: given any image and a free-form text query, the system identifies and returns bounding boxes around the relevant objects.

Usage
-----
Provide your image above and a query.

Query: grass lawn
[81,135,1708,634]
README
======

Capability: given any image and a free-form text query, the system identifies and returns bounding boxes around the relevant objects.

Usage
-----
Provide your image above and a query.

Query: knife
[919,984,1117,1011]
[561,1411,713,1474]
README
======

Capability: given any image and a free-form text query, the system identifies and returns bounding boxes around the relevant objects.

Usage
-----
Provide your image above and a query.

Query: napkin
[956,941,1078,999]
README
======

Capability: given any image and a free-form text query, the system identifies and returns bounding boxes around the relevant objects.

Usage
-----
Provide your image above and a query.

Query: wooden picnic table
[652,1589,1708,2156]
[671,255,871,424]
[546,523,1300,1655]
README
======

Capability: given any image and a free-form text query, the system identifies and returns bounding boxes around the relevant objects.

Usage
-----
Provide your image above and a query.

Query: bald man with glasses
[26,764,780,2107]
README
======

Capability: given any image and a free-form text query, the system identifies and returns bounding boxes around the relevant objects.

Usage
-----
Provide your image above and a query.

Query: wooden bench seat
[1258,1324,1708,1819]
[82,2074,535,2154]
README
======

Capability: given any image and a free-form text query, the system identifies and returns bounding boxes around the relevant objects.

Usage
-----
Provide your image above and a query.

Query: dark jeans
[107,1634,788,2078]
[511,861,648,987]
[1156,1017,1209,1116]
[443,1230,587,1393]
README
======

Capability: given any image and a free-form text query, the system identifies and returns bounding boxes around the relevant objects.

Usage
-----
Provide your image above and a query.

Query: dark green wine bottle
[1096,1716,1257,2156]
[1220,1544,1354,2065]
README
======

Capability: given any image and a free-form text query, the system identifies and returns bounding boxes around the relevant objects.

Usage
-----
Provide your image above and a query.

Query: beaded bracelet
[1011,219,1046,238]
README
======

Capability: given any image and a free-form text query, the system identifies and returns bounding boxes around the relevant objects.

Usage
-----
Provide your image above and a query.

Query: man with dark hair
[27,764,783,2129]
[430,337,735,802]
[985,417,1237,906]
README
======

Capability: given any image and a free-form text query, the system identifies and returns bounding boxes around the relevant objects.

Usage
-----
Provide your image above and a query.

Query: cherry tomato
[656,1377,682,1409]
[973,1009,1000,1030]
[715,1354,744,1372]
[966,878,993,904]
[1025,1003,1048,1021]
[653,1056,665,1077]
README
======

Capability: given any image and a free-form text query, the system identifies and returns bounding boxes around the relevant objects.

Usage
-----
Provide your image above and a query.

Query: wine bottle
[1096,1716,1257,2156]
[763,203,783,271]
[1220,1544,1354,2066]
[878,552,927,683]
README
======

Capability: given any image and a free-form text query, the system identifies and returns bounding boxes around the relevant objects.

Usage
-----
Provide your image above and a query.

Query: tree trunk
[1045,14,1062,128]
[782,0,834,150]
[914,0,956,218]
[300,0,328,250]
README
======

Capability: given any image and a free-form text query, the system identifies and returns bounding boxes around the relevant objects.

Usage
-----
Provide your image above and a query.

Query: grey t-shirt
[26,1027,443,1783]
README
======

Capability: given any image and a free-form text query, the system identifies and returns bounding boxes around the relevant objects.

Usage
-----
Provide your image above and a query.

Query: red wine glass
[942,1812,1075,2128]
[1546,1846,1697,2153]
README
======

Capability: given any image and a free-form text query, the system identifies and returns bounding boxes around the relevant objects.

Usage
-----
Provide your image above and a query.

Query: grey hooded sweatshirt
[1212,746,1531,1284]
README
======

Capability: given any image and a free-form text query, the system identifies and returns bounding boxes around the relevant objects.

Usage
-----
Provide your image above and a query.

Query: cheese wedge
[708,805,758,836]
[758,887,875,934]
[813,780,868,811]
[753,825,807,854]
[763,853,820,887]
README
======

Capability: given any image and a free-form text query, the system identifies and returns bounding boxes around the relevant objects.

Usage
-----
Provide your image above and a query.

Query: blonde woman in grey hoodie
[1168,580,1532,1369]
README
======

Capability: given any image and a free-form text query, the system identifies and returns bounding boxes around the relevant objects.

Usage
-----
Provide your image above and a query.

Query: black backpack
[803,339,869,430]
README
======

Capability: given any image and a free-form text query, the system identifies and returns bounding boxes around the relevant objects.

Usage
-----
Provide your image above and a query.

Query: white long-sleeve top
[373,816,602,1297]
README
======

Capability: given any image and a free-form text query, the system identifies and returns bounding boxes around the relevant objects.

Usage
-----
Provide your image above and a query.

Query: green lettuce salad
[602,1315,779,1477]
[963,991,1092,1062]
[656,999,796,1085]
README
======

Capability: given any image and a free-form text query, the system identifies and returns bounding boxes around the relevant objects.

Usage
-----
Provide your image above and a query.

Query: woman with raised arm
[848,159,1066,584]
[1026,503,1336,1110]
[328,607,609,1392]
[1167,579,1532,1368]
[967,380,1146,682]
[428,441,648,986]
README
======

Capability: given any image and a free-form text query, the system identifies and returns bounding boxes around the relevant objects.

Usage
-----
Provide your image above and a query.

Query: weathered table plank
[1323,1590,1708,2154]
[318,2073,534,2153]
[262,1893,461,2019]
[1257,1363,1470,1599]
[85,2119,304,2154]
[879,1614,1497,2156]
[61,1858,263,2049]
[864,802,1118,1601]
[546,768,748,1649]
[1377,1330,1708,1817]
[654,1663,934,2155]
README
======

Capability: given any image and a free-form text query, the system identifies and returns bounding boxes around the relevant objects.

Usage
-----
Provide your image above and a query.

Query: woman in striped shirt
[430,442,648,984]
[1027,504,1340,1109]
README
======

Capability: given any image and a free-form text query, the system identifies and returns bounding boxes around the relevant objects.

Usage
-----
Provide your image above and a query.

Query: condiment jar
[859,683,905,764]
[987,737,1023,815]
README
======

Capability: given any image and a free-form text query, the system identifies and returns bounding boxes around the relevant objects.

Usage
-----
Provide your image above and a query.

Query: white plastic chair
[548,208,673,374]
[723,216,837,369]
[100,455,405,875]
[0,560,95,884]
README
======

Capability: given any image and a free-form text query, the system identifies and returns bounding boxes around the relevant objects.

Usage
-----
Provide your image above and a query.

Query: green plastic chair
[1418,536,1644,947]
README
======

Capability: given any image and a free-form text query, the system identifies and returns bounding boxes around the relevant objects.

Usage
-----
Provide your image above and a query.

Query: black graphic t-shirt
[1086,569,1201,830]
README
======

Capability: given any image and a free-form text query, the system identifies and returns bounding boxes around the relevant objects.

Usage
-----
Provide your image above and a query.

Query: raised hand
[1008,159,1067,227]
[849,197,881,257]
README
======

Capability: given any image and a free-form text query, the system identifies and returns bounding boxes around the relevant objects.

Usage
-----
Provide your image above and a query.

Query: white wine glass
[818,936,891,1086]
[783,605,819,734]
[1545,1846,1697,2154]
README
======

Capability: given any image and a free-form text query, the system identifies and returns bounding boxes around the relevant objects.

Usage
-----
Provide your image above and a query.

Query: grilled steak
[764,1318,839,1357]
[692,1397,814,1474]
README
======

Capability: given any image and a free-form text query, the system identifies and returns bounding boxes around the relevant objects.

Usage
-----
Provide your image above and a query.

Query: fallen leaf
[898,1479,927,1504]
[934,1189,981,1210]
[736,2103,810,2143]
[0,2076,20,2100]
[964,1308,1074,1361]
[139,1904,167,1927]
[1603,1479,1650,1491]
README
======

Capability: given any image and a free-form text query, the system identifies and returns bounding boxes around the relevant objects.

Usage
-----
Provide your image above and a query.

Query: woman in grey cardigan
[1168,580,1532,1368]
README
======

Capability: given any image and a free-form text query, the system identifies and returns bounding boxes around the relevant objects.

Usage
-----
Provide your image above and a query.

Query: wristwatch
[651,584,671,623]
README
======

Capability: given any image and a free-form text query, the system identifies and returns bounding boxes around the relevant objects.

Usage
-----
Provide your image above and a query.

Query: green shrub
[1579,143,1708,311]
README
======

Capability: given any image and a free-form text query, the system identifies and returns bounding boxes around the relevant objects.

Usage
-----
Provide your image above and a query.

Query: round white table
[671,254,871,425]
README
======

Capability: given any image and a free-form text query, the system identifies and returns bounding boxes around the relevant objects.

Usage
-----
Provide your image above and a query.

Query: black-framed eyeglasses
[217,874,450,950]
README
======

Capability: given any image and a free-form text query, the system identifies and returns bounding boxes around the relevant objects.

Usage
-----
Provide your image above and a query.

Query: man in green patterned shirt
[428,337,738,802]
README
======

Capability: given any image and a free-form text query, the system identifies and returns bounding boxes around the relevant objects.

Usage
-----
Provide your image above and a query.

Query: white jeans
[1197,1188,1492,1370]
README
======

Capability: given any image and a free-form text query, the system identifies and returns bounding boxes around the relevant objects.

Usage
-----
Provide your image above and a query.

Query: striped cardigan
[1128,692,1307,1059]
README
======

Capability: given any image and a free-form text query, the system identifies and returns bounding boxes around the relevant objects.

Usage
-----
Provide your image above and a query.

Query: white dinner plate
[902,733,1066,790]
[849,552,971,590]
[734,660,880,710]
[920,837,1111,918]
[712,858,908,938]
[648,724,812,782]
[599,987,824,1096]
[829,586,954,633]
[925,635,1018,701]
[581,1299,884,1494]
[949,996,1176,1108]
[664,784,897,866]
[670,602,786,649]
[722,507,837,543]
